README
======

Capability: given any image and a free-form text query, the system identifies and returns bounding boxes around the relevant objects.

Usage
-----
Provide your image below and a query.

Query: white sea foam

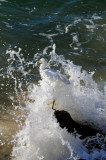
[39,33,58,43]
[92,14,103,20]
[11,44,106,160]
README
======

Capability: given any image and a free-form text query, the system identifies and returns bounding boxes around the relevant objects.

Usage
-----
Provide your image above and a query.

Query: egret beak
[39,60,41,63]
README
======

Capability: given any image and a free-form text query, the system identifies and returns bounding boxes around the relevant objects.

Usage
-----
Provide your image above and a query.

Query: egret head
[39,58,48,71]
[39,58,46,64]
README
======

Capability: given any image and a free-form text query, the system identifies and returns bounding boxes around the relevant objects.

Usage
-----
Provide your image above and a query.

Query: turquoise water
[0,0,106,159]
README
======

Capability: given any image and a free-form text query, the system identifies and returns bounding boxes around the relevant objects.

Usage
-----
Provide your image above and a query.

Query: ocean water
[0,0,106,160]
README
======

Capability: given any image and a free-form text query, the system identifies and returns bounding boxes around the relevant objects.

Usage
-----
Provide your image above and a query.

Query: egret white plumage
[39,58,70,85]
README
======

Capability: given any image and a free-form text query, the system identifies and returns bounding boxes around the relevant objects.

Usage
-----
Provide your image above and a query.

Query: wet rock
[54,110,106,151]
[54,110,101,139]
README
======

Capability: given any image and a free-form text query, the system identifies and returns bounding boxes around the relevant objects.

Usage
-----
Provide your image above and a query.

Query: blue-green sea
[0,0,106,160]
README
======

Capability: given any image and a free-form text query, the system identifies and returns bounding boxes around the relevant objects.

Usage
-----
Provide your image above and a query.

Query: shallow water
[0,0,106,160]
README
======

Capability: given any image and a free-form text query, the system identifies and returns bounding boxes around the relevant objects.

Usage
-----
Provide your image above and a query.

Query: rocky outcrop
[54,110,100,139]
[54,109,106,153]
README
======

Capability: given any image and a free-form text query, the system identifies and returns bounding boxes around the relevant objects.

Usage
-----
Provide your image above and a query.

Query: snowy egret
[39,58,70,85]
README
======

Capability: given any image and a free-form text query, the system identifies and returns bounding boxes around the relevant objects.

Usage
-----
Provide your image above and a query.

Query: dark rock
[53,108,105,151]
[54,110,100,139]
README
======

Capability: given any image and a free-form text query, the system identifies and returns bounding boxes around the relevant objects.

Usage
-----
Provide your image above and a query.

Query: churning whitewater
[0,1,106,159]
[11,44,106,160]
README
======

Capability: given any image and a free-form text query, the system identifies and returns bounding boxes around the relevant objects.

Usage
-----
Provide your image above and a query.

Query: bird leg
[52,99,56,110]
